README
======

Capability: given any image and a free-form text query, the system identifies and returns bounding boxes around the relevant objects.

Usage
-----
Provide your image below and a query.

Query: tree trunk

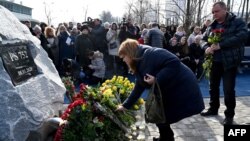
[227,0,231,11]
[238,0,243,16]
[139,0,143,24]
[184,0,192,34]
[196,0,202,25]
[231,0,234,12]
[157,0,160,23]
[241,0,246,18]
[245,0,249,22]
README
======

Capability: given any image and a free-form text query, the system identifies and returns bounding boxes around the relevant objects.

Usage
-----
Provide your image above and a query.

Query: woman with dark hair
[116,39,204,141]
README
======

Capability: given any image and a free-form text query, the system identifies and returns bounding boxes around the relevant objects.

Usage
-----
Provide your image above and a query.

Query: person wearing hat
[75,24,95,79]
[23,20,35,36]
[80,24,90,32]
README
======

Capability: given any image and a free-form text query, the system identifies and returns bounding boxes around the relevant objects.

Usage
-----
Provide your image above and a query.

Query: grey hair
[213,1,227,10]
[33,24,41,31]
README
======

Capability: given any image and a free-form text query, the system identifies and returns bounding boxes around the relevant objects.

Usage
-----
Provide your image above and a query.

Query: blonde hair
[176,25,184,32]
[118,39,139,73]
[44,26,55,38]
[57,25,68,36]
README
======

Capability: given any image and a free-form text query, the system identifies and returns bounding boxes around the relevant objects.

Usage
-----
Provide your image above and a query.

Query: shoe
[223,117,233,125]
[200,110,218,116]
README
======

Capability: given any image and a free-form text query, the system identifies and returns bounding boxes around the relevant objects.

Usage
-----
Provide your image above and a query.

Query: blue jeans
[209,61,237,118]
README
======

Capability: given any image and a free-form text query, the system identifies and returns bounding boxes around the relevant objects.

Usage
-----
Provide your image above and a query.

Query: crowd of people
[23,16,219,85]
[22,1,250,141]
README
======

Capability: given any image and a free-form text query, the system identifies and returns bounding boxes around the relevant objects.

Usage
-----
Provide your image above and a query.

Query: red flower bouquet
[202,28,224,79]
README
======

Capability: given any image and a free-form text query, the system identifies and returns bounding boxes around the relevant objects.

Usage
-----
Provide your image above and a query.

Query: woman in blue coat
[116,39,204,141]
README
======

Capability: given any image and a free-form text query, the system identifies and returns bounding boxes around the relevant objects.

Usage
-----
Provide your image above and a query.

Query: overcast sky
[16,0,126,26]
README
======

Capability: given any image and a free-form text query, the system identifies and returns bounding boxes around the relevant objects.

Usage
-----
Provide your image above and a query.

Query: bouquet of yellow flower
[98,76,145,126]
[99,75,144,111]
[55,76,143,141]
[202,28,224,79]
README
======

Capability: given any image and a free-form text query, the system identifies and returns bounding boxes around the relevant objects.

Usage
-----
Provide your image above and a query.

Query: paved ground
[138,96,250,141]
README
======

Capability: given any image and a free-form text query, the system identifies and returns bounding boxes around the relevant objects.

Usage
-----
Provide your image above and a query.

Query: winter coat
[189,43,204,61]
[58,31,74,64]
[90,52,106,78]
[123,45,204,124]
[106,29,120,55]
[75,34,95,69]
[47,37,59,66]
[145,27,165,48]
[202,12,248,70]
[91,25,107,53]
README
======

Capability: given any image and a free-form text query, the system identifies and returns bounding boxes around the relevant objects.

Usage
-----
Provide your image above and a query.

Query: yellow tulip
[112,86,117,91]
[119,89,125,94]
[103,88,112,95]
[102,83,106,86]
[133,104,139,110]
[138,98,145,105]
[112,75,117,79]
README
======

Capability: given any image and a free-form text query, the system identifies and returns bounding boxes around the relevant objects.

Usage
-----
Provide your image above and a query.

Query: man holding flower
[200,1,248,125]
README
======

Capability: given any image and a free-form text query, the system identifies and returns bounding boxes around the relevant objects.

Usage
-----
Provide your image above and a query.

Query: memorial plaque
[0,43,38,85]
[0,6,65,140]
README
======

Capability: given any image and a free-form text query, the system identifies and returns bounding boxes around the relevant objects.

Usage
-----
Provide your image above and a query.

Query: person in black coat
[116,39,204,141]
[61,58,83,85]
[75,25,95,78]
[200,2,248,125]
[189,35,205,80]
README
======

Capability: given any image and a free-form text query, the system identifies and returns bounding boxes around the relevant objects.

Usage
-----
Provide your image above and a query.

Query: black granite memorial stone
[0,43,38,85]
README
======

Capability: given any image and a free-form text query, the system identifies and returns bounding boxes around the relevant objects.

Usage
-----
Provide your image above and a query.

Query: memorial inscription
[0,43,38,85]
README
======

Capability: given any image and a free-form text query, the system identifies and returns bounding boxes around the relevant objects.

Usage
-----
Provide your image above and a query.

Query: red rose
[219,28,225,33]
[98,116,105,122]
[212,28,224,34]
[80,83,87,90]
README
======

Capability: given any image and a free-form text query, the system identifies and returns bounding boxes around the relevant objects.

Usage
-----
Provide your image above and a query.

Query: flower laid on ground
[62,77,75,102]
[55,76,140,141]
[202,28,224,79]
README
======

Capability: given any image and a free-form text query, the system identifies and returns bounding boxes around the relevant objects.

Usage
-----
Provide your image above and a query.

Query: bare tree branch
[171,0,186,15]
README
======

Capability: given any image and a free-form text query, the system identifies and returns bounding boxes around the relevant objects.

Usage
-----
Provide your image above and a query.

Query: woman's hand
[116,104,126,112]
[144,73,155,85]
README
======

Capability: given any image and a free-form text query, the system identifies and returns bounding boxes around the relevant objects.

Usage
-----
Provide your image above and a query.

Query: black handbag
[145,81,166,124]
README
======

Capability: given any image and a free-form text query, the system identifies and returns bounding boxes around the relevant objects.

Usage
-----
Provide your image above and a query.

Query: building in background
[164,0,185,26]
[0,0,39,26]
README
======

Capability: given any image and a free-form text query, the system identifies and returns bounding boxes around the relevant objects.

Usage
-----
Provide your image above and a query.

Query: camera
[120,18,129,31]
[121,18,128,27]
[82,17,95,28]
